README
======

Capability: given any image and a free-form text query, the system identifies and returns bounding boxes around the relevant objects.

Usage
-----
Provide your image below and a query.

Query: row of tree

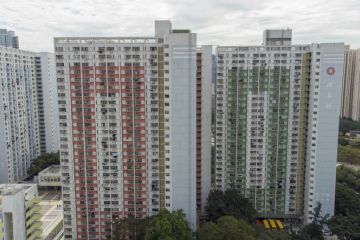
[201,190,330,240]
[327,166,360,239]
[111,189,335,240]
[112,210,192,240]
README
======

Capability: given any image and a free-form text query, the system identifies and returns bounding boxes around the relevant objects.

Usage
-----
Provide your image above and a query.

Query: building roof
[39,165,61,175]
[0,184,35,196]
[39,191,63,239]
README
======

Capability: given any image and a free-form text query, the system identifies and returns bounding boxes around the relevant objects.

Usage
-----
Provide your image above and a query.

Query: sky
[1,0,359,52]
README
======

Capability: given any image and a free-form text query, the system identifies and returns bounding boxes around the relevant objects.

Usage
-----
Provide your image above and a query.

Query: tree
[205,189,227,221]
[256,225,293,240]
[27,152,60,176]
[328,214,360,240]
[338,133,349,146]
[197,221,222,240]
[198,216,255,240]
[337,145,360,165]
[336,166,360,193]
[334,183,360,216]
[217,216,256,240]
[313,202,329,226]
[205,189,256,223]
[144,210,192,240]
[339,118,360,134]
[292,203,327,240]
[293,224,324,240]
[328,166,360,239]
[112,216,150,240]
[329,214,360,240]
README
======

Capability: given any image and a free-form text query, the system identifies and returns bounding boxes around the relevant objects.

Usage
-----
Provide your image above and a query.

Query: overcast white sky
[1,0,359,52]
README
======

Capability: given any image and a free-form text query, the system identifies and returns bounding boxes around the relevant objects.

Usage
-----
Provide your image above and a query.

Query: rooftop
[0,184,35,196]
[39,165,61,175]
[39,190,63,239]
[172,29,191,33]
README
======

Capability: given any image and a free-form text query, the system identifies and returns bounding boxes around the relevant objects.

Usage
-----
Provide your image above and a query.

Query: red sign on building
[327,67,335,76]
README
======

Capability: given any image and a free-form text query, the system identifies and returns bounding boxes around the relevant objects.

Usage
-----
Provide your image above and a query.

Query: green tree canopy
[144,210,192,240]
[338,133,349,146]
[328,166,360,240]
[291,203,327,240]
[336,165,360,194]
[197,221,222,240]
[339,118,360,134]
[293,224,324,240]
[205,189,256,223]
[328,214,360,240]
[27,152,59,176]
[337,145,360,165]
[112,216,150,240]
[198,216,255,240]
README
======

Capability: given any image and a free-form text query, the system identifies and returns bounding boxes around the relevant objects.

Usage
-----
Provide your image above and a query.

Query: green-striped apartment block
[215,30,344,223]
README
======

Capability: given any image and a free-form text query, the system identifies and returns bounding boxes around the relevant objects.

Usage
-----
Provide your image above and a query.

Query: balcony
[26,213,41,227]
[25,197,41,208]
[27,229,42,240]
[25,205,41,218]
[26,221,41,236]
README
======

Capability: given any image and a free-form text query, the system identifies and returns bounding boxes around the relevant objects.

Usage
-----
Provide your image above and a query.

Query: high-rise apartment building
[0,184,42,240]
[340,47,360,120]
[35,52,60,153]
[0,46,40,183]
[55,20,199,239]
[215,30,344,223]
[0,29,19,49]
[196,46,212,214]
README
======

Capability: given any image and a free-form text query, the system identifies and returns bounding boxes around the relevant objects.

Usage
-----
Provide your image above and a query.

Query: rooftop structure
[263,29,292,46]
[38,165,61,187]
[0,184,42,240]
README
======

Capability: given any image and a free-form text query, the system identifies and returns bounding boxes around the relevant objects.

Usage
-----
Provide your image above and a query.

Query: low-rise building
[38,166,61,188]
[0,184,42,240]
[0,184,63,240]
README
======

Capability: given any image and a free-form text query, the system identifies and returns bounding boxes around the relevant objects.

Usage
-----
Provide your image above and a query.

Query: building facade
[340,47,360,120]
[196,46,212,214]
[55,20,198,239]
[0,184,42,240]
[215,30,344,223]
[38,165,61,187]
[35,52,59,153]
[0,29,18,49]
[0,46,40,183]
